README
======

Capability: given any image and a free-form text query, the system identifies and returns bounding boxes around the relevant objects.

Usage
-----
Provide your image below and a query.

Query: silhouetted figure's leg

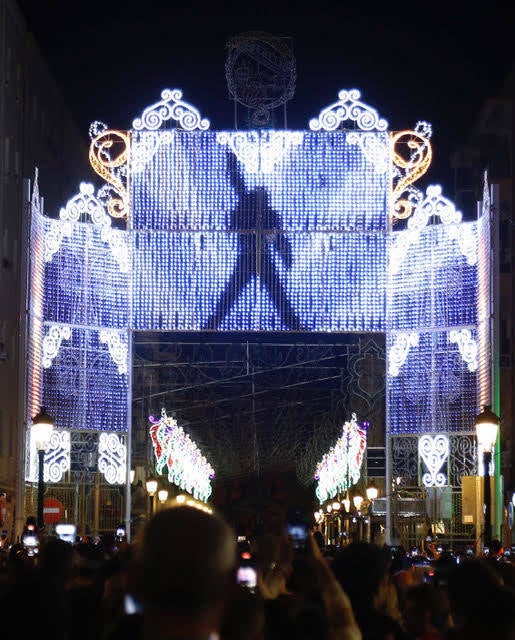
[202,254,252,330]
[260,254,307,331]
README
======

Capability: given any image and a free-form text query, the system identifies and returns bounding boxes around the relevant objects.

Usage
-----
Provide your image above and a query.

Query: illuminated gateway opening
[22,44,494,544]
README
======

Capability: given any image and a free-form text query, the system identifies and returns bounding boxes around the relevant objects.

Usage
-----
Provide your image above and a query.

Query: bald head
[135,505,237,613]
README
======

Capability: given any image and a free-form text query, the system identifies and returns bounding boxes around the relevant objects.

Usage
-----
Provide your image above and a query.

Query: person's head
[331,541,392,618]
[7,542,30,575]
[445,557,502,625]
[447,558,515,640]
[490,538,503,556]
[263,595,327,640]
[132,505,237,620]
[403,582,451,638]
[71,538,105,583]
[38,536,74,581]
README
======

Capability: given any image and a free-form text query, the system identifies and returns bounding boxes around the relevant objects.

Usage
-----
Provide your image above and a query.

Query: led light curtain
[131,131,388,332]
[386,219,481,434]
[29,212,130,435]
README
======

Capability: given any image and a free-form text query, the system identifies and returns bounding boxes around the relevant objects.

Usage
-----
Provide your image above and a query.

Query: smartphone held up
[287,522,308,551]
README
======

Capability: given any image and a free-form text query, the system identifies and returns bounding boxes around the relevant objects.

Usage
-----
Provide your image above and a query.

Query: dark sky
[17,0,514,196]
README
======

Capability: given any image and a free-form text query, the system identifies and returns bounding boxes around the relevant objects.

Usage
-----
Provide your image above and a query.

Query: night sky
[16,0,514,197]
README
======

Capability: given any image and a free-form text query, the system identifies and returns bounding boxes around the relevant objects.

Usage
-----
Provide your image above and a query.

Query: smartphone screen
[124,593,143,615]
[23,534,39,556]
[287,523,308,550]
[237,565,257,590]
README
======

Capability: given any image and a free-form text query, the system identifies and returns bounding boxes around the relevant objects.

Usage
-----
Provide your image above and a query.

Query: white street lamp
[353,494,363,512]
[32,407,55,530]
[366,480,379,502]
[158,489,169,506]
[146,477,158,516]
[475,404,500,551]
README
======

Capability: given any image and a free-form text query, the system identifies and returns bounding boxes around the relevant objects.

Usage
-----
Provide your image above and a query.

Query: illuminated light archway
[23,87,493,540]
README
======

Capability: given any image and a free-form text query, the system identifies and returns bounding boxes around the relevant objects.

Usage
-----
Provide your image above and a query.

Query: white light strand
[389,184,466,275]
[388,332,419,376]
[347,131,389,174]
[132,88,210,131]
[309,89,388,132]
[44,182,129,271]
[131,131,175,173]
[216,131,304,173]
[419,434,449,487]
[99,330,129,374]
[314,413,367,503]
[98,432,127,485]
[449,328,478,372]
[28,428,70,483]
[42,324,72,368]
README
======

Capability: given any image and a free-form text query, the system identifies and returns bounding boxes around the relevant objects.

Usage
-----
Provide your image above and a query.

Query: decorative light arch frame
[23,88,492,522]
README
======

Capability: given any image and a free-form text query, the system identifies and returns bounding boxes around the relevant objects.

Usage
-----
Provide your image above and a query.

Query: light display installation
[315,413,367,503]
[24,86,492,517]
[149,409,215,502]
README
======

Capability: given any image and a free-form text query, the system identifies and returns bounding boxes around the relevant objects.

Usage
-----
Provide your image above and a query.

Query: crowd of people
[2,505,515,640]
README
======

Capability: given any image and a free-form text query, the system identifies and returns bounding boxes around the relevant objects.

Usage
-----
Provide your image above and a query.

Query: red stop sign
[43,497,64,524]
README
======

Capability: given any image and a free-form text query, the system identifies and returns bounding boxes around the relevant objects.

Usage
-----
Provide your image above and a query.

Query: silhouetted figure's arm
[226,151,246,201]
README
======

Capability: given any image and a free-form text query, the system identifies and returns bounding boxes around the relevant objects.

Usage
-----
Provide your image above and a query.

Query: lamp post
[366,479,379,502]
[158,488,169,509]
[365,480,379,543]
[352,494,363,541]
[331,500,341,546]
[146,477,158,517]
[353,494,363,512]
[32,407,54,531]
[475,404,500,552]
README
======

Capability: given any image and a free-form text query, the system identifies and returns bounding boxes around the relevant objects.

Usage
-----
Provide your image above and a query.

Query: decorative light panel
[131,129,389,332]
[388,221,479,332]
[28,427,70,483]
[132,88,210,131]
[41,326,129,433]
[314,413,367,503]
[388,331,478,434]
[418,434,449,487]
[98,432,127,485]
[449,329,478,372]
[99,330,129,375]
[308,89,388,132]
[42,218,130,329]
[149,408,215,502]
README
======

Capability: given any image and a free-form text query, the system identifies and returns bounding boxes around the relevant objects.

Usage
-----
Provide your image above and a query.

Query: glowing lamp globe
[475,405,499,452]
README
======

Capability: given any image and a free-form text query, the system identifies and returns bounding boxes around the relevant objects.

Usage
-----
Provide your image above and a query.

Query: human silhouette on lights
[203,151,305,331]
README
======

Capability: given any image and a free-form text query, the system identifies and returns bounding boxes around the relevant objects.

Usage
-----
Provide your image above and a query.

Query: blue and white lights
[131,130,388,332]
[25,86,492,488]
